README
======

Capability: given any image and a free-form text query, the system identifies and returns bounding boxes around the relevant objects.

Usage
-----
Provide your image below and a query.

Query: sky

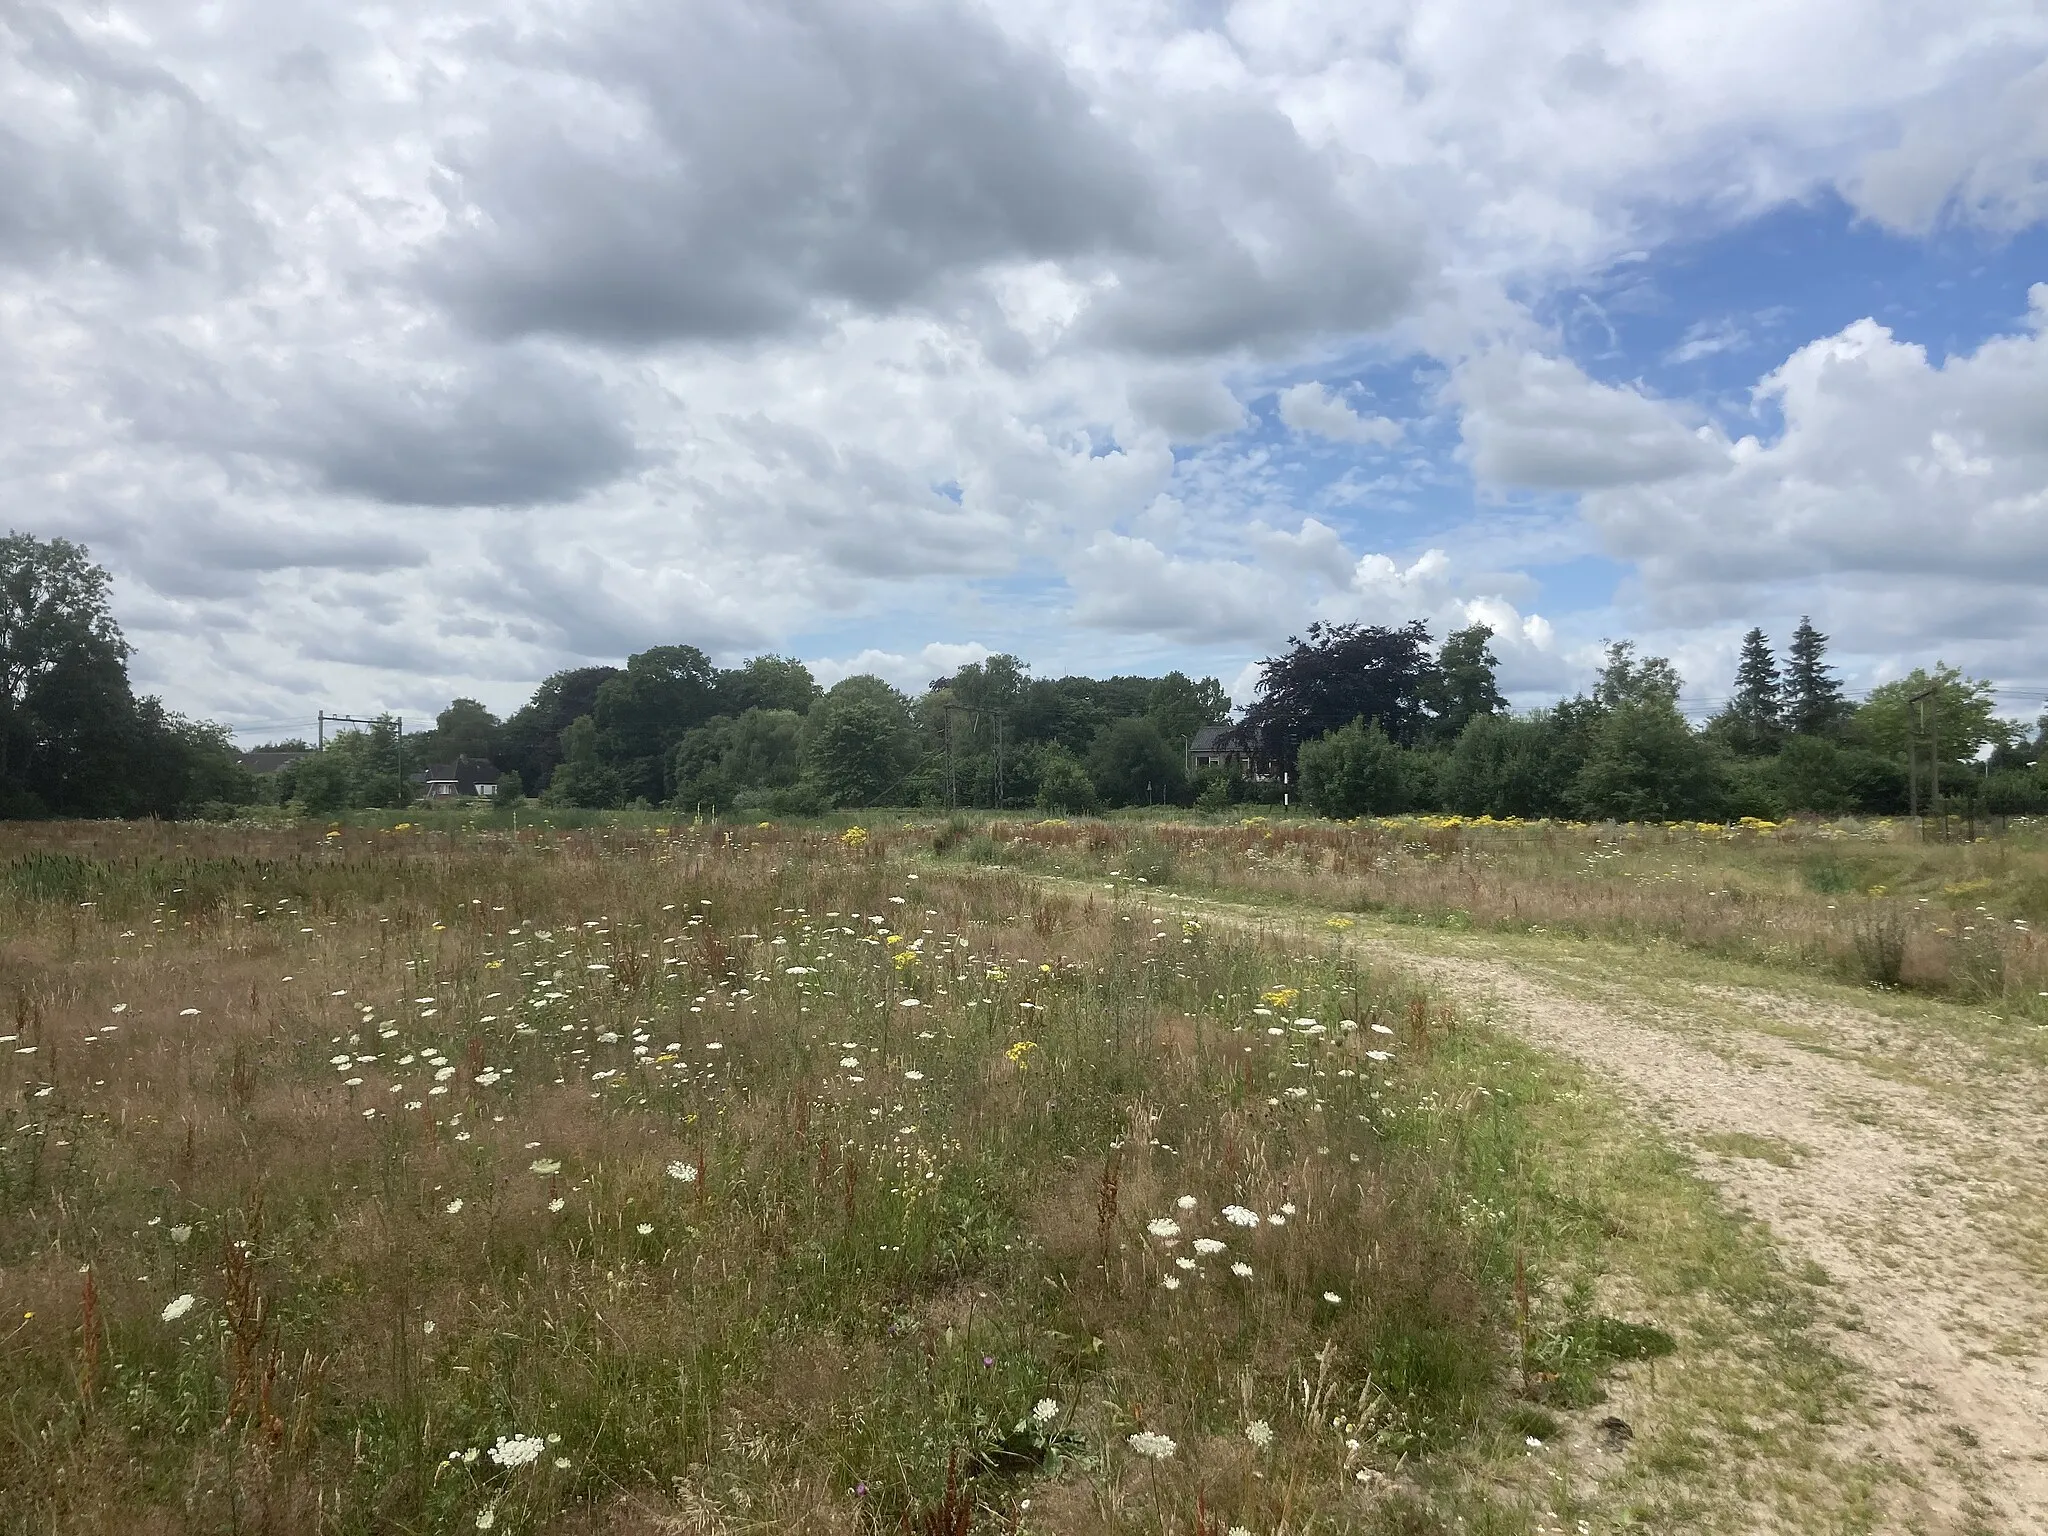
[5,0,2048,742]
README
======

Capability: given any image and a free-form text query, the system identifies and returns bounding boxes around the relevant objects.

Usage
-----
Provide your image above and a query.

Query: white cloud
[1276,382,1402,445]
[811,642,993,693]
[1585,288,2048,662]
[1455,350,1730,490]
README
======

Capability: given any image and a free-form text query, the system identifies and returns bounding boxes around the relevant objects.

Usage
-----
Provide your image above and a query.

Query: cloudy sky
[6,0,2048,739]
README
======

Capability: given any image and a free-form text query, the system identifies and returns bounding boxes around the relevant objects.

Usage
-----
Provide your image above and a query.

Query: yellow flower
[1324,916,1354,930]
[1260,986,1300,1009]
[891,949,920,972]
[840,825,869,847]
[1005,1040,1038,1068]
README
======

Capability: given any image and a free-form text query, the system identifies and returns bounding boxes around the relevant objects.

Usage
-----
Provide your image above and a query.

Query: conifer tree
[1723,627,1783,754]
[1784,617,1847,735]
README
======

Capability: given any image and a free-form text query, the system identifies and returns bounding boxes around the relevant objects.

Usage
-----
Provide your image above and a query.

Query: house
[1187,723,1260,775]
[239,750,310,776]
[418,757,501,800]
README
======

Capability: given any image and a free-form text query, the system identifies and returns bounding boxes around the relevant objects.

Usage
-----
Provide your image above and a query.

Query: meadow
[932,814,2048,1024]
[0,819,1723,1535]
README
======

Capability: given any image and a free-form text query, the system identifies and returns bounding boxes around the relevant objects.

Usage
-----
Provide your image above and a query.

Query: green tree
[1850,665,2000,780]
[500,666,619,796]
[1423,623,1506,741]
[802,676,916,807]
[715,655,820,716]
[1298,717,1410,817]
[1593,641,1682,712]
[1145,671,1231,752]
[1712,628,1783,756]
[1573,702,1724,822]
[1087,716,1185,807]
[545,715,624,808]
[1443,712,1577,818]
[1768,736,1905,815]
[0,532,138,815]
[1033,743,1098,813]
[593,645,718,801]
[1784,617,1848,736]
[425,698,501,763]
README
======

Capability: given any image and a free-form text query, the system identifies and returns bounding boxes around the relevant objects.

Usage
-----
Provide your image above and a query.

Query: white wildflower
[1032,1398,1060,1425]
[169,1225,192,1244]
[1245,1419,1274,1450]
[548,1198,565,1213]
[1126,1430,1177,1460]
[1221,1205,1261,1227]
[161,1294,196,1322]
[1146,1218,1181,1239]
[1231,1261,1253,1278]
[1323,1291,1343,1304]
[636,1223,654,1235]
[1193,1237,1225,1255]
[1175,1194,1197,1210]
[489,1433,546,1468]
[667,1161,699,1183]
[530,1158,561,1175]
[445,1199,463,1215]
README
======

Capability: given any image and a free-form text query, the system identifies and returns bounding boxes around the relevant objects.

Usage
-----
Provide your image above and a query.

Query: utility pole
[322,712,407,805]
[994,713,1005,811]
[1908,686,1939,836]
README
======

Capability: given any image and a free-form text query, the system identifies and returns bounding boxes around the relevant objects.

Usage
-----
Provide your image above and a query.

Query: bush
[1573,703,1725,822]
[1299,718,1409,817]
[1035,745,1098,814]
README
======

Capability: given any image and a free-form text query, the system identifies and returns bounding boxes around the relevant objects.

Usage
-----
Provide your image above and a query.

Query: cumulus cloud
[1456,350,1730,490]
[812,641,993,692]
[1276,382,1402,446]
[1586,292,2048,643]
[3,0,2048,730]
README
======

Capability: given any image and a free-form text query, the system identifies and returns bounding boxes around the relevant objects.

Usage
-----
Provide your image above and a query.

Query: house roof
[1188,724,1250,753]
[420,756,500,791]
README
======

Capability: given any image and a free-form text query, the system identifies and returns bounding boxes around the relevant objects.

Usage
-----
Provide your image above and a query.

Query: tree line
[5,532,2044,820]
[1284,622,2048,821]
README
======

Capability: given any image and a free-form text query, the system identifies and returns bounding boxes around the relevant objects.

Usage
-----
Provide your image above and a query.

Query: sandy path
[1359,939,2048,1535]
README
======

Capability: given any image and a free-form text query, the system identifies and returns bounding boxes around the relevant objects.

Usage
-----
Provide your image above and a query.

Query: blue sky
[4,0,2046,738]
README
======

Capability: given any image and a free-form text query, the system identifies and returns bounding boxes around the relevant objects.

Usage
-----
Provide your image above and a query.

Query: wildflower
[554,1456,571,1469]
[1005,1040,1037,1067]
[489,1434,546,1468]
[180,1008,199,1017]
[1229,1527,1253,1536]
[1174,1256,1195,1270]
[1366,1050,1393,1062]
[1127,1430,1177,1460]
[1176,1194,1197,1210]
[530,1158,562,1175]
[169,1225,192,1244]
[1280,1202,1297,1215]
[1032,1398,1060,1425]
[445,1199,464,1215]
[1193,1237,1224,1255]
[839,1056,860,1068]
[1267,1212,1286,1225]
[423,1321,436,1334]
[1231,1262,1253,1278]
[636,1223,654,1235]
[667,1161,699,1183]
[1259,987,1299,1009]
[476,1507,497,1529]
[161,1294,196,1322]
[1221,1205,1261,1227]
[1245,1419,1274,1450]
[548,1198,565,1213]
[1161,1276,1181,1290]
[1146,1218,1181,1239]
[1322,1291,1342,1304]
[903,1069,924,1081]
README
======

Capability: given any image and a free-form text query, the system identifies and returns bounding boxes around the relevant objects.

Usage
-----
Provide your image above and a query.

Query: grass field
[929,814,2048,1024]
[7,816,2029,1533]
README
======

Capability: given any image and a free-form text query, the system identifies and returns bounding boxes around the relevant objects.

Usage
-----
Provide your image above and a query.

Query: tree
[1145,671,1231,752]
[545,715,624,808]
[1423,624,1506,741]
[1,533,134,814]
[1087,716,1185,807]
[1240,620,1436,772]
[1034,744,1098,813]
[1784,617,1848,736]
[1713,628,1783,756]
[428,698,501,763]
[1573,702,1724,822]
[802,676,916,807]
[593,645,718,801]
[1850,665,2000,778]
[1443,712,1577,818]
[1298,718,1409,817]
[1592,641,1682,712]
[670,708,804,811]
[715,655,820,716]
[500,666,619,796]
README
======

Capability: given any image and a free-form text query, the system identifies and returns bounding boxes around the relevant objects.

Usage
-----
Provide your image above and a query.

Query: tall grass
[932,817,2048,1012]
[0,822,1630,1534]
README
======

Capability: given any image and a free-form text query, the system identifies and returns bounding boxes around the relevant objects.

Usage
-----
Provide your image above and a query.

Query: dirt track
[1359,938,2048,1535]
